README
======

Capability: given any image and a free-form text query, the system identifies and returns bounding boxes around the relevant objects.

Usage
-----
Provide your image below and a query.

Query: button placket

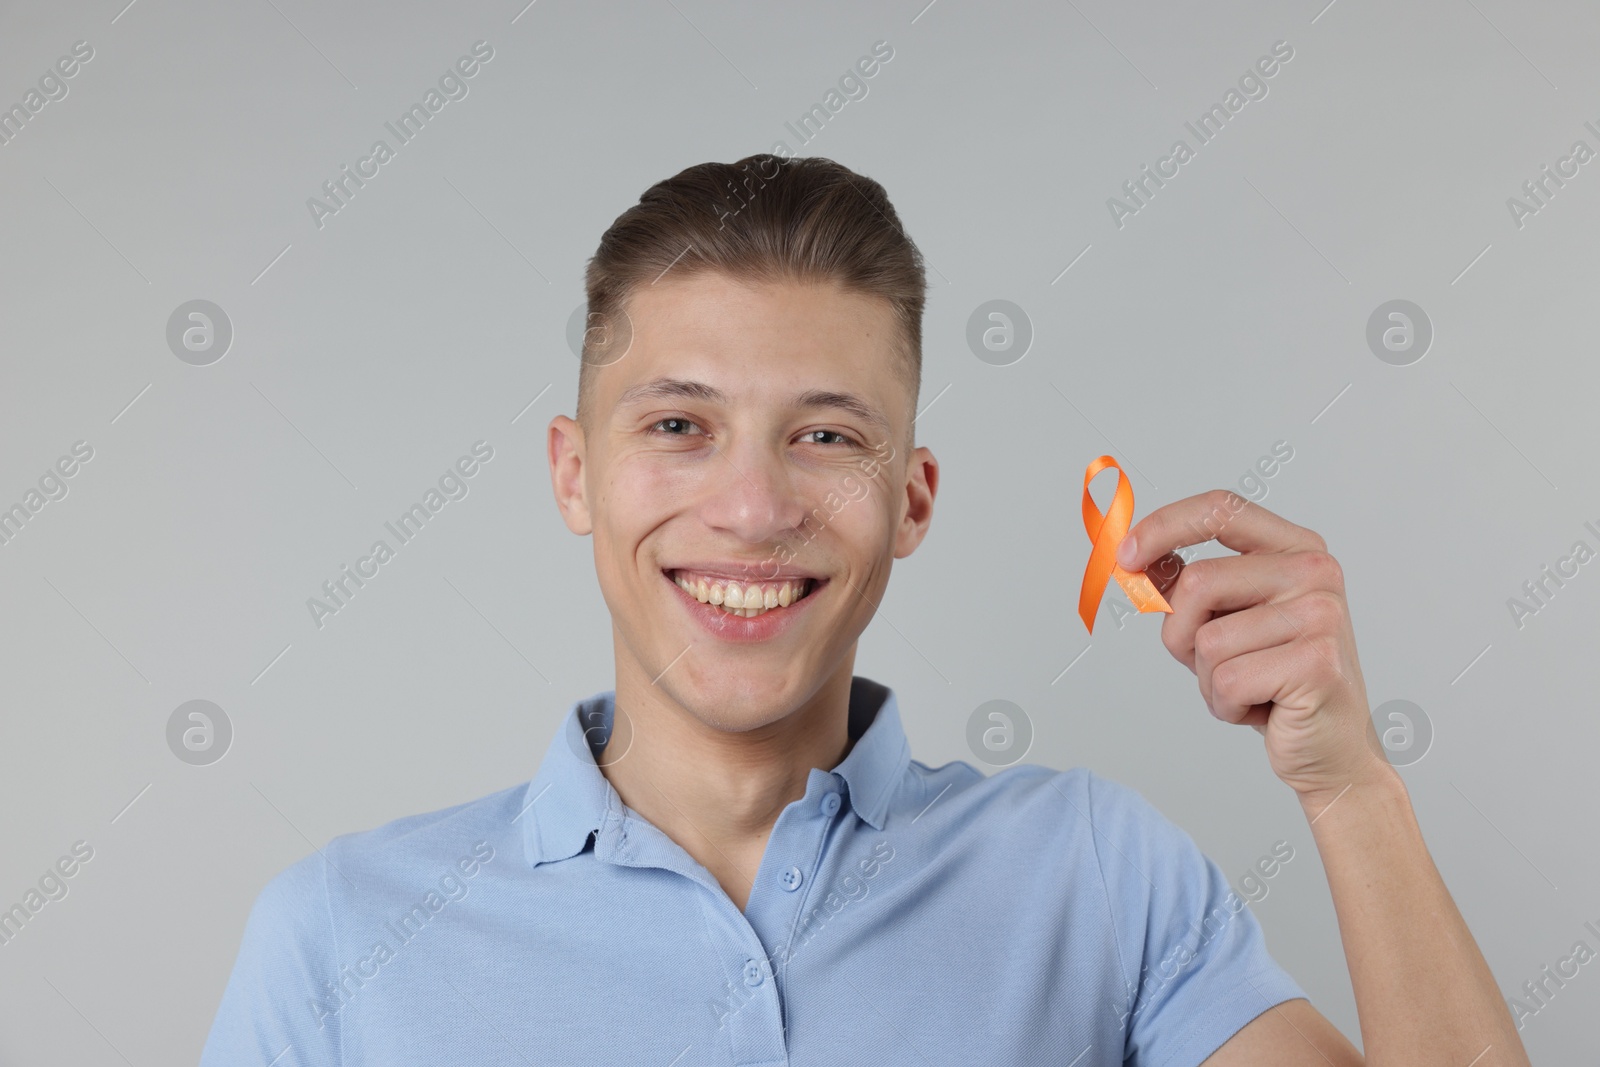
[722,769,850,1064]
[693,887,788,1066]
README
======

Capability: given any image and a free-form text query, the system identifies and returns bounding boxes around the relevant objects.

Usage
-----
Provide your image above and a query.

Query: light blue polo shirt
[202,676,1308,1066]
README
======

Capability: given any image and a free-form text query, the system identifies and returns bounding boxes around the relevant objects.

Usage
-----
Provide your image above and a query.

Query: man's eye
[803,430,854,446]
[650,417,703,436]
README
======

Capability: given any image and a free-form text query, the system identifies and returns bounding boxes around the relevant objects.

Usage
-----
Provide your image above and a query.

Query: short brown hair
[576,154,926,447]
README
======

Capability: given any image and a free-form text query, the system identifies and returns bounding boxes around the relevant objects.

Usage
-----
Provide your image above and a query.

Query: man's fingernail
[1117,535,1137,568]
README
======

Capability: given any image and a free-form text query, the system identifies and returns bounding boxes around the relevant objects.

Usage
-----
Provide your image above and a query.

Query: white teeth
[672,572,813,618]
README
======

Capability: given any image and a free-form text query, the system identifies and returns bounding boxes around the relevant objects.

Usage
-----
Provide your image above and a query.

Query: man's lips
[660,567,828,642]
[663,566,828,619]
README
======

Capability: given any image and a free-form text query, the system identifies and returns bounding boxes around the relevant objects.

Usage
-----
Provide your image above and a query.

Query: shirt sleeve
[200,850,343,1066]
[1083,769,1310,1067]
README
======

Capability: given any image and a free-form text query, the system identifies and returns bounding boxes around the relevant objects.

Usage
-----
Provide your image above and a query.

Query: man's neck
[596,649,857,907]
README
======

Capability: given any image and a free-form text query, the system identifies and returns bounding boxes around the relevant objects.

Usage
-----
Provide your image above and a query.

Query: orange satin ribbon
[1078,455,1172,634]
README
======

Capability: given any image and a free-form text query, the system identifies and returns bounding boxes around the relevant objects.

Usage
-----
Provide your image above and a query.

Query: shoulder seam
[1082,771,1135,1034]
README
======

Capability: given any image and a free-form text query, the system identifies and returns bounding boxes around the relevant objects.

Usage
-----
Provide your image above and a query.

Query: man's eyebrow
[613,377,726,410]
[612,378,893,439]
[792,389,892,439]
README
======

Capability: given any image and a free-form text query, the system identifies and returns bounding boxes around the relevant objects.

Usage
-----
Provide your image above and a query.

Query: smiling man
[202,155,1529,1066]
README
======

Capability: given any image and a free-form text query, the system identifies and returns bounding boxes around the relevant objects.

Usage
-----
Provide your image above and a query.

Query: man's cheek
[833,496,896,560]
[609,459,696,513]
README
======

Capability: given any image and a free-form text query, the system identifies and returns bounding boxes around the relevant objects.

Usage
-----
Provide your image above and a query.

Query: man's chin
[656,660,821,733]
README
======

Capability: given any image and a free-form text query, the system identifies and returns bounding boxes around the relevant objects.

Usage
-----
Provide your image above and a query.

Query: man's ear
[893,444,938,559]
[548,414,593,535]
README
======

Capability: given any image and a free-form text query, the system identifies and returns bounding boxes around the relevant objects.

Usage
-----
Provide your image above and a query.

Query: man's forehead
[589,272,913,437]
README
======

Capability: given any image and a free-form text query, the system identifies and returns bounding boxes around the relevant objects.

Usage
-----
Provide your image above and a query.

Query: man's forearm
[1299,767,1530,1067]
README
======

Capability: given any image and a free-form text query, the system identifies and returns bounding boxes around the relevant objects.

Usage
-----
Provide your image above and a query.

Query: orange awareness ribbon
[1078,455,1173,634]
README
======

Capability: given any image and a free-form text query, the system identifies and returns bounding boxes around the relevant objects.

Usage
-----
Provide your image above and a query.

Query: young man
[202,155,1530,1066]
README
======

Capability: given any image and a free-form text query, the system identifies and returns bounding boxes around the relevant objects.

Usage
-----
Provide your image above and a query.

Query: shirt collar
[519,675,911,867]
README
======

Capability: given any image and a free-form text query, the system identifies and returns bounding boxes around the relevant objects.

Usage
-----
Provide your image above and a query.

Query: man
[202,154,1530,1065]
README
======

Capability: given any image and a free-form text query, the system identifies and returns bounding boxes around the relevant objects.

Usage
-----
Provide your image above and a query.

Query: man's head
[548,154,938,733]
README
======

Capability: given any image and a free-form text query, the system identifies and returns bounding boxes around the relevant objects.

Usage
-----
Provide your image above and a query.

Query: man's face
[548,271,937,732]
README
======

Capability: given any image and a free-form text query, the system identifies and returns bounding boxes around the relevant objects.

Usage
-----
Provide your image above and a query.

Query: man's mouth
[665,569,823,619]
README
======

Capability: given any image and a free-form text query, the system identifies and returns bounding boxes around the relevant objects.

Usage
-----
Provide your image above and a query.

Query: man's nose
[696,439,811,547]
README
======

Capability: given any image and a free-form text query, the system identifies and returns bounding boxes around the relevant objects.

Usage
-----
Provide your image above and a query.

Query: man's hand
[1114,489,1389,806]
[1115,489,1532,1067]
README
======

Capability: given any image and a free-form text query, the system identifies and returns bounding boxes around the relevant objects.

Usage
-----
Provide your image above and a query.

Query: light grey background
[2,0,1597,1062]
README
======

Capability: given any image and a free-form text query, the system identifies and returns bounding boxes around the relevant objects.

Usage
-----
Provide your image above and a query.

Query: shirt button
[743,959,765,986]
[780,865,803,891]
[819,791,842,817]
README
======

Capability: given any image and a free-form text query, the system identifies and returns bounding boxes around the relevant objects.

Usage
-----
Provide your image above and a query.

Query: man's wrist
[1294,758,1408,827]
